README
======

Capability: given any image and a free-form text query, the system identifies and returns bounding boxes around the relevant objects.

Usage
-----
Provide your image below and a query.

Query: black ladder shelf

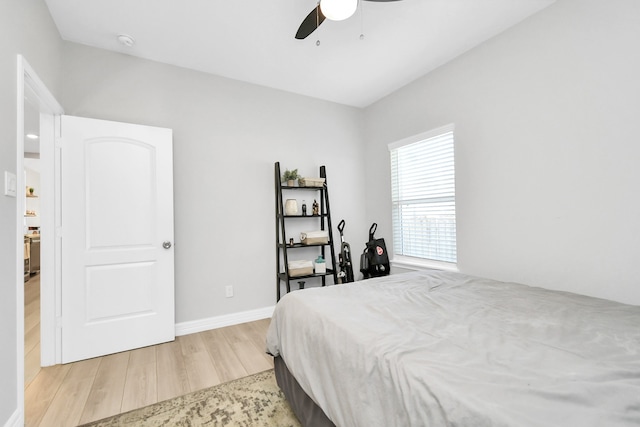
[275,162,338,301]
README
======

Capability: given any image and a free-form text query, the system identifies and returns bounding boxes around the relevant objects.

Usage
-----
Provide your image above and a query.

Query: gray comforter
[266,270,640,426]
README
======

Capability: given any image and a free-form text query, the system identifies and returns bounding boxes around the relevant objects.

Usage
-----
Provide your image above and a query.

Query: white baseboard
[3,408,22,427]
[175,305,275,336]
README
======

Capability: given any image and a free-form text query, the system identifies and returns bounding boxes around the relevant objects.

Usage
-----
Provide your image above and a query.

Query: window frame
[388,124,458,272]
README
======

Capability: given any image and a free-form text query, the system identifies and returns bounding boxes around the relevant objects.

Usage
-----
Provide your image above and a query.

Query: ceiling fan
[295,0,402,40]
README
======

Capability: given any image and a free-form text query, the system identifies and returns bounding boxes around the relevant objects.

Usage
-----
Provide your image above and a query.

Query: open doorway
[23,96,42,386]
[16,55,64,421]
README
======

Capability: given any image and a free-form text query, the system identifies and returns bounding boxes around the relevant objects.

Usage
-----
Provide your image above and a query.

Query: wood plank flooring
[24,275,274,427]
[24,274,41,388]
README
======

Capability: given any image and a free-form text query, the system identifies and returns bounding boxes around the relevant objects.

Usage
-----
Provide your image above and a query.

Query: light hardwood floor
[24,276,274,427]
[25,274,42,388]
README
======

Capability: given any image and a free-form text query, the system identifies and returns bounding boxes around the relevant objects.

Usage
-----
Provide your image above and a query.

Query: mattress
[266,270,640,427]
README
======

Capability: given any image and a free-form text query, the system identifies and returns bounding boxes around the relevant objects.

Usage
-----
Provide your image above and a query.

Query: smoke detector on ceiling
[117,34,136,47]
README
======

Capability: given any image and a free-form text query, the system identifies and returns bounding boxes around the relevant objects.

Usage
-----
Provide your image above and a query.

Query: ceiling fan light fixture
[320,0,358,21]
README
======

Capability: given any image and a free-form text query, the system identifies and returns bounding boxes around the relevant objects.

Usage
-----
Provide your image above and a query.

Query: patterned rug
[78,369,301,427]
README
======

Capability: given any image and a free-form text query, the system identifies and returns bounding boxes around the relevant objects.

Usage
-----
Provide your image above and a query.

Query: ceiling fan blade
[295,5,326,40]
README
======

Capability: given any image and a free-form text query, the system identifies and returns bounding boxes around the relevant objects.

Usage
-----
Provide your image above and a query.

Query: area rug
[78,369,301,427]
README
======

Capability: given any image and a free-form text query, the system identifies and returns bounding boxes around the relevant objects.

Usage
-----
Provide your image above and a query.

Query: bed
[266,269,640,427]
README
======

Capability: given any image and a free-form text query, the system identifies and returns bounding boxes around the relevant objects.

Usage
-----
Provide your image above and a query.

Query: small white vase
[285,199,298,215]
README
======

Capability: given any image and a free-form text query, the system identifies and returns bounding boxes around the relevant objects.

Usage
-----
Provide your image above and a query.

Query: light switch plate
[4,171,17,197]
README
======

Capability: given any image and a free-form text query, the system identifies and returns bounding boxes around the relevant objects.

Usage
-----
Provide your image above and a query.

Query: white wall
[0,0,62,424]
[364,0,640,305]
[59,42,367,323]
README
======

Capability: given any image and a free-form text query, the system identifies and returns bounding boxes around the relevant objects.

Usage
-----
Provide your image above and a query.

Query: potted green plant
[28,187,34,196]
[282,169,300,186]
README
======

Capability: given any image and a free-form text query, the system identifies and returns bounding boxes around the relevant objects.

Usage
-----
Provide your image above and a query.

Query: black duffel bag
[360,223,390,279]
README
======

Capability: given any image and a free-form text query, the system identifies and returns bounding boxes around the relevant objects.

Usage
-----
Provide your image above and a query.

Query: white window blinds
[389,125,457,264]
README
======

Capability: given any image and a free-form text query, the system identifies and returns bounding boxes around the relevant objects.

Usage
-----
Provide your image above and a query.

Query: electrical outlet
[225,285,234,298]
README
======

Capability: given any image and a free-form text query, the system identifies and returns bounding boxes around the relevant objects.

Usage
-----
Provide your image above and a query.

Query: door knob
[163,241,172,249]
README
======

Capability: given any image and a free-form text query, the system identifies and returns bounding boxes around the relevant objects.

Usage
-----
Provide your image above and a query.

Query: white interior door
[61,115,174,363]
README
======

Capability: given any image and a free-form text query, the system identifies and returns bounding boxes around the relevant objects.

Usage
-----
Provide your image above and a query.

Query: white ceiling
[44,0,554,108]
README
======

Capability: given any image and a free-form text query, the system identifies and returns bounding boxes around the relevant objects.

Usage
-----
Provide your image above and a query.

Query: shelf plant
[282,169,300,186]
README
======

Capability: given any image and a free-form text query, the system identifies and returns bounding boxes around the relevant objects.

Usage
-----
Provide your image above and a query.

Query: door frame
[16,55,64,417]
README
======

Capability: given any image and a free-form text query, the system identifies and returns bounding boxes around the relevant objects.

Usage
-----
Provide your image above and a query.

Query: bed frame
[274,356,335,427]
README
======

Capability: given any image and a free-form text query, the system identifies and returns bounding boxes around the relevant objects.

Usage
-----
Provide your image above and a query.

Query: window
[388,124,456,266]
